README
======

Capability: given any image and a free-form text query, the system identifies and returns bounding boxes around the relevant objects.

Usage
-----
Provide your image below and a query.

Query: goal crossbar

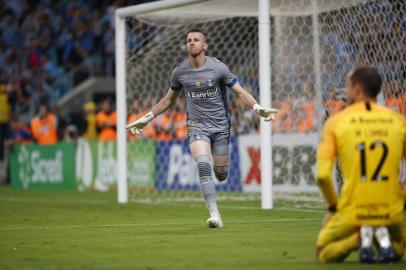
[116,0,371,19]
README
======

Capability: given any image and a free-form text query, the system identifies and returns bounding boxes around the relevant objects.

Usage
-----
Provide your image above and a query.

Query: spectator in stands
[5,116,33,147]
[8,75,31,114]
[101,20,115,76]
[36,9,53,56]
[290,103,303,134]
[384,79,406,115]
[26,71,50,111]
[4,116,33,184]
[0,72,10,160]
[324,83,345,119]
[173,95,188,140]
[41,54,64,84]
[64,101,87,139]
[63,18,91,70]
[281,95,296,133]
[297,82,316,133]
[83,101,97,140]
[96,98,117,141]
[30,103,58,144]
[27,36,43,69]
[64,125,79,142]
[51,106,66,141]
[271,99,290,133]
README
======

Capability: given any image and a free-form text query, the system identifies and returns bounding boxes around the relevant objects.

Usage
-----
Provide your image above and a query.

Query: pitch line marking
[0,196,110,204]
[0,196,325,212]
[0,218,319,231]
[0,196,325,216]
[0,196,325,213]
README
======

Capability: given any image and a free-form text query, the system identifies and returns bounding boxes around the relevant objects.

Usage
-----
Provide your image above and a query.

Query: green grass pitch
[0,186,404,270]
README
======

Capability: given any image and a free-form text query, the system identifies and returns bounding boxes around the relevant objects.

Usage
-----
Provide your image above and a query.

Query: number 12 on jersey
[356,140,389,182]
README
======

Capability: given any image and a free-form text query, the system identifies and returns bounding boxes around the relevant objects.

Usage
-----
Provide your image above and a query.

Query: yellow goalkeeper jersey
[318,101,406,225]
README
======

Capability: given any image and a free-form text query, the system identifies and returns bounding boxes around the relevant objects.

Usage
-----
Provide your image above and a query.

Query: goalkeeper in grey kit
[127,29,277,228]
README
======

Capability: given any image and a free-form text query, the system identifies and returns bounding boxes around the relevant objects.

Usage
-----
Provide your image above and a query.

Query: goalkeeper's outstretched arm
[230,82,278,121]
[126,89,179,134]
[150,89,179,117]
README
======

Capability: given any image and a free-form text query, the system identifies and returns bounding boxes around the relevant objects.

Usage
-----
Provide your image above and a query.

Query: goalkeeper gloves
[253,104,278,121]
[126,112,154,135]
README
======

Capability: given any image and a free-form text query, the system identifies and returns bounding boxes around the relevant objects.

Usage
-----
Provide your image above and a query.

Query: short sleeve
[317,117,337,161]
[170,66,182,91]
[218,61,237,87]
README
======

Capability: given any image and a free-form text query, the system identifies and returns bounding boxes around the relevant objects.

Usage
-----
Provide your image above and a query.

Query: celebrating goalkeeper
[126,29,277,228]
[316,66,406,264]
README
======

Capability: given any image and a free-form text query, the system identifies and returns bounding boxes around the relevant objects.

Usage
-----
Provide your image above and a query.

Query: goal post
[258,0,273,209]
[115,12,128,204]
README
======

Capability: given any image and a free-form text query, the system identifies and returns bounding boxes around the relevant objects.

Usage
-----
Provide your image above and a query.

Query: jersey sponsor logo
[356,213,390,220]
[350,116,393,124]
[186,87,219,99]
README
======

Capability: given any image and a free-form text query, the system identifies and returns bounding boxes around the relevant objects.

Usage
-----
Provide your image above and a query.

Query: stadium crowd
[1,0,405,159]
[0,1,154,158]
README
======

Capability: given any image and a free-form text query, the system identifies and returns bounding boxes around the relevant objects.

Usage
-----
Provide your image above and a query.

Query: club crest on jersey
[195,81,201,88]
[207,79,214,87]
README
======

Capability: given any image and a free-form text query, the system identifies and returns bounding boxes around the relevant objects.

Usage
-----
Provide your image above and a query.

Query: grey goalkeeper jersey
[170,56,237,132]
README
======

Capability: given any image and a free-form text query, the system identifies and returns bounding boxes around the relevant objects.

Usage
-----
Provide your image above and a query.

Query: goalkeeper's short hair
[349,66,382,98]
[187,28,207,42]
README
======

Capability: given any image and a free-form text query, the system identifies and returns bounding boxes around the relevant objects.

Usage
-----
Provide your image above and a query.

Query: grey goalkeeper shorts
[188,128,230,156]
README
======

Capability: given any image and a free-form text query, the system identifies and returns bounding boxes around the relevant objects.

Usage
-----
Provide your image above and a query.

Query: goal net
[116,0,406,207]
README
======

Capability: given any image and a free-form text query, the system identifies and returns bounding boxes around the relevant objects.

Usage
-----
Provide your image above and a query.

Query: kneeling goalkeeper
[126,29,277,228]
[316,66,405,263]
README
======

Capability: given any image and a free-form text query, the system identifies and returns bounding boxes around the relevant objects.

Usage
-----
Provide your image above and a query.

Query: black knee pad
[196,155,212,183]
[213,165,228,182]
